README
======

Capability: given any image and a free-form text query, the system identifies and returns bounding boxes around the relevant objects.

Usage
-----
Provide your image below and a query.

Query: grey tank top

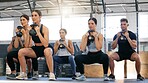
[87,41,98,52]
[56,39,71,56]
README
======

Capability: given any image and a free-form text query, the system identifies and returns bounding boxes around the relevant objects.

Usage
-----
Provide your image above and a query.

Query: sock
[104,74,107,77]
[33,71,38,75]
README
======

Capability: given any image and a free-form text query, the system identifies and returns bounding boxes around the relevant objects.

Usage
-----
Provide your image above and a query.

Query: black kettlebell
[58,39,65,49]
[88,30,95,42]
[16,26,23,37]
[29,24,38,36]
[120,31,126,40]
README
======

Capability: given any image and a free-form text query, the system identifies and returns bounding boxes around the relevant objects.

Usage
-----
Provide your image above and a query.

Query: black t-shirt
[113,31,136,52]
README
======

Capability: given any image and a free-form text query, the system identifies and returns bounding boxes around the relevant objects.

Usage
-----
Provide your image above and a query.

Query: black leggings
[75,50,109,74]
[7,51,20,72]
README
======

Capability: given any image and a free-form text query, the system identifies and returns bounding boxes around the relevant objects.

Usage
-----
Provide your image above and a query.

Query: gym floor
[0,76,147,83]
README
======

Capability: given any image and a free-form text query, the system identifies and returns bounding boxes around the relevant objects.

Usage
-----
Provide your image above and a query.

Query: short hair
[60,28,67,34]
[20,14,29,21]
[32,10,42,16]
[88,17,97,25]
[120,18,128,23]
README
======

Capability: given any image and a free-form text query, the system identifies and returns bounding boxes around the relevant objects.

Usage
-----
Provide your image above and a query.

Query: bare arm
[36,26,49,47]
[112,32,121,49]
[22,29,30,48]
[54,41,60,55]
[94,34,103,51]
[65,40,74,55]
[7,41,14,52]
[80,34,88,51]
[13,37,20,48]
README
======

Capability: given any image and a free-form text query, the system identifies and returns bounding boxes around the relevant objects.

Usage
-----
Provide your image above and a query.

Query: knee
[103,54,109,62]
[18,49,26,58]
[74,55,80,62]
[44,48,52,57]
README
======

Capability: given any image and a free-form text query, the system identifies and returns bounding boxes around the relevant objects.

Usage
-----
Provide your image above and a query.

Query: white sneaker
[76,74,86,81]
[16,73,28,80]
[49,73,56,81]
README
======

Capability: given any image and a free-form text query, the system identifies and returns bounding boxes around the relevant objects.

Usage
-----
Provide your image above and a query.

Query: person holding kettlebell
[6,14,32,80]
[74,17,110,81]
[53,28,76,79]
[16,10,56,81]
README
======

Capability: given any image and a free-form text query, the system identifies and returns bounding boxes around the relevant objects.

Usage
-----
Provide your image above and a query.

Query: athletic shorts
[116,50,136,61]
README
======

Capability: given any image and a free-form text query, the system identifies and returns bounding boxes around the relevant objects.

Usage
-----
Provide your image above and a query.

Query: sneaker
[137,74,144,81]
[16,73,28,80]
[76,74,86,81]
[104,76,110,81]
[32,73,39,80]
[72,75,77,80]
[49,73,56,81]
[27,72,32,78]
[7,73,16,80]
[109,74,115,81]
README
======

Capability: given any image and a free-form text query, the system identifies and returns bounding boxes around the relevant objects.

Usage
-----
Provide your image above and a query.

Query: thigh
[130,52,139,61]
[7,51,19,59]
[19,48,37,58]
[75,55,94,64]
[110,52,120,61]
[53,56,65,64]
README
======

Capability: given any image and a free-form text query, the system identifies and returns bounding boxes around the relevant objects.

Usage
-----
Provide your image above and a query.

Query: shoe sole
[7,77,17,80]
[76,78,86,81]
[32,77,39,80]
[49,78,56,81]
[16,78,28,80]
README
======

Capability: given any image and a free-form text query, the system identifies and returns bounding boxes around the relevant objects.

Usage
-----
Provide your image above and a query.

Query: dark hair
[88,17,97,25]
[20,14,29,21]
[60,28,67,34]
[32,10,42,16]
[120,18,128,23]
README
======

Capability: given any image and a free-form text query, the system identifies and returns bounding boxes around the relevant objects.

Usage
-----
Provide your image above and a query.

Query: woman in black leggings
[16,10,55,81]
[6,15,32,79]
[75,18,109,81]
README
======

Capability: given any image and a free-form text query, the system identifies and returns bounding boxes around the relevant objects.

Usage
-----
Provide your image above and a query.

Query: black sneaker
[7,73,16,80]
[109,74,115,81]
[137,74,144,81]
[27,72,32,78]
[72,75,76,80]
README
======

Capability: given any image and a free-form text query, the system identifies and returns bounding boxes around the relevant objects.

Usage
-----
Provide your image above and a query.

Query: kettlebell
[16,26,23,37]
[29,24,38,36]
[88,30,95,42]
[58,39,65,49]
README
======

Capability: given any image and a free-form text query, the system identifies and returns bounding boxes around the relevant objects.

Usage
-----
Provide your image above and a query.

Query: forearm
[37,32,49,47]
[7,42,13,52]
[14,37,19,48]
[65,46,74,54]
[54,45,59,55]
[127,37,137,49]
[80,37,87,51]
[112,37,119,49]
[23,33,30,48]
[94,36,102,50]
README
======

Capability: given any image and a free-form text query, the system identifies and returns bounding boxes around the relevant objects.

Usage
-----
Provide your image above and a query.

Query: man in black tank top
[109,18,144,81]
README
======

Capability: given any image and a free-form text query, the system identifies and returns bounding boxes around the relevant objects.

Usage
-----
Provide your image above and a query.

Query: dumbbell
[58,39,65,49]
[29,23,38,36]
[88,30,95,42]
[16,26,23,37]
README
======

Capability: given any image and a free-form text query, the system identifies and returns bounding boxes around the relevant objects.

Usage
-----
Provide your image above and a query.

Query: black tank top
[32,24,44,43]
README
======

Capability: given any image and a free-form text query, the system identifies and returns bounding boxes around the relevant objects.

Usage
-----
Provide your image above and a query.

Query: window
[139,14,148,38]
[0,20,14,41]
[29,16,89,40]
[106,16,126,39]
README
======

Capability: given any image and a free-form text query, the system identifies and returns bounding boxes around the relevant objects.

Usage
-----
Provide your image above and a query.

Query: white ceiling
[0,0,148,18]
